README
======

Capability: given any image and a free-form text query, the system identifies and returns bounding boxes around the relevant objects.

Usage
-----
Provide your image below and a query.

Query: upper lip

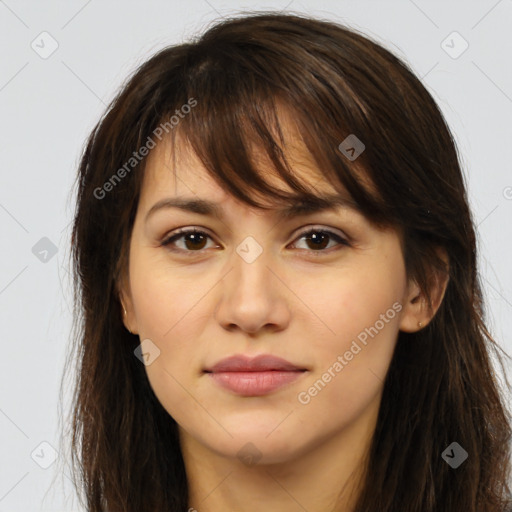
[204,354,307,373]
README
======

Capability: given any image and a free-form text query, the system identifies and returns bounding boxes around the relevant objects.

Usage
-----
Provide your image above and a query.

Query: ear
[399,247,450,333]
[116,274,139,336]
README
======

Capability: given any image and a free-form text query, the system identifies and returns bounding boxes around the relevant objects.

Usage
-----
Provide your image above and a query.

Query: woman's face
[120,128,423,466]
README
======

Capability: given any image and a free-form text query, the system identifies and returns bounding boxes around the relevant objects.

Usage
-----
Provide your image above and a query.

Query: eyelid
[160,227,219,255]
[291,224,348,242]
[288,225,350,254]
[160,224,350,255]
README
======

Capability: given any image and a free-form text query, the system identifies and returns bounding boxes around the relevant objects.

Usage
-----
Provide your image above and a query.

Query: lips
[204,354,306,373]
[204,354,308,396]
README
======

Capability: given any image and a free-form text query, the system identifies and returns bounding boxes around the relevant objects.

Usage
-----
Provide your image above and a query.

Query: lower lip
[207,370,306,396]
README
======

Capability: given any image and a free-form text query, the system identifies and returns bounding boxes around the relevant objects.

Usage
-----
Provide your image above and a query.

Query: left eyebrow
[144,194,362,223]
[274,195,362,219]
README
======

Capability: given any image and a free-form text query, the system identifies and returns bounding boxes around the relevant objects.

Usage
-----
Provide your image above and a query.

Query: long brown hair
[63,11,512,511]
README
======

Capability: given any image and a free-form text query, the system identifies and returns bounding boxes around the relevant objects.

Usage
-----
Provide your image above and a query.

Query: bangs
[154,46,393,228]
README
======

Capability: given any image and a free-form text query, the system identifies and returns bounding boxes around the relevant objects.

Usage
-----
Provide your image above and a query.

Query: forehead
[139,127,337,211]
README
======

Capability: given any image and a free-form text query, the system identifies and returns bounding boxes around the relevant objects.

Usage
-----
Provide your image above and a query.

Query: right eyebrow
[145,198,221,223]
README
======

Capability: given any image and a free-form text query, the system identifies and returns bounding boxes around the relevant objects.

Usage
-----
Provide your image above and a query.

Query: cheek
[128,252,216,413]
[130,250,209,340]
[295,263,404,343]
[293,266,403,405]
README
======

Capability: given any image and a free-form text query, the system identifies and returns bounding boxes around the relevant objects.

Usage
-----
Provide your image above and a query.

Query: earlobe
[120,299,132,334]
[119,291,138,335]
[116,268,139,335]
[398,284,428,333]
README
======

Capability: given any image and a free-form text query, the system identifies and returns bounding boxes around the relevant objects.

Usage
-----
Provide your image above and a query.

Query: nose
[214,246,291,335]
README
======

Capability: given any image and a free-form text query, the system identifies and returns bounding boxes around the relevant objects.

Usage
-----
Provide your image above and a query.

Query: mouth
[205,369,308,396]
[203,354,309,396]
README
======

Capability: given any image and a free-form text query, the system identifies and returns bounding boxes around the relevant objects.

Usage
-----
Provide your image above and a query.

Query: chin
[202,430,305,467]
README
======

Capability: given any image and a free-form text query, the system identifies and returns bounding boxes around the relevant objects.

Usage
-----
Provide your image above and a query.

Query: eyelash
[160,226,350,257]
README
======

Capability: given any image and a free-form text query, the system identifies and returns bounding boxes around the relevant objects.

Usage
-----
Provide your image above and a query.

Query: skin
[119,120,448,511]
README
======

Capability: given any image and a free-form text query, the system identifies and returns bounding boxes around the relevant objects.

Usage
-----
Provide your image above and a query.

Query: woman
[65,11,512,512]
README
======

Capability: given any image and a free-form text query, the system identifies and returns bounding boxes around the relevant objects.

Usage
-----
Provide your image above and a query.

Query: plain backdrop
[0,1,511,510]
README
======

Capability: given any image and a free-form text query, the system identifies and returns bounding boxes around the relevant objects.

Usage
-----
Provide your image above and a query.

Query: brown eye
[304,231,330,250]
[290,228,349,253]
[182,232,208,250]
[161,228,216,253]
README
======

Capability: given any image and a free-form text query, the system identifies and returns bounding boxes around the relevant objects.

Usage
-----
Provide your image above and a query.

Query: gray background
[1,0,511,510]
